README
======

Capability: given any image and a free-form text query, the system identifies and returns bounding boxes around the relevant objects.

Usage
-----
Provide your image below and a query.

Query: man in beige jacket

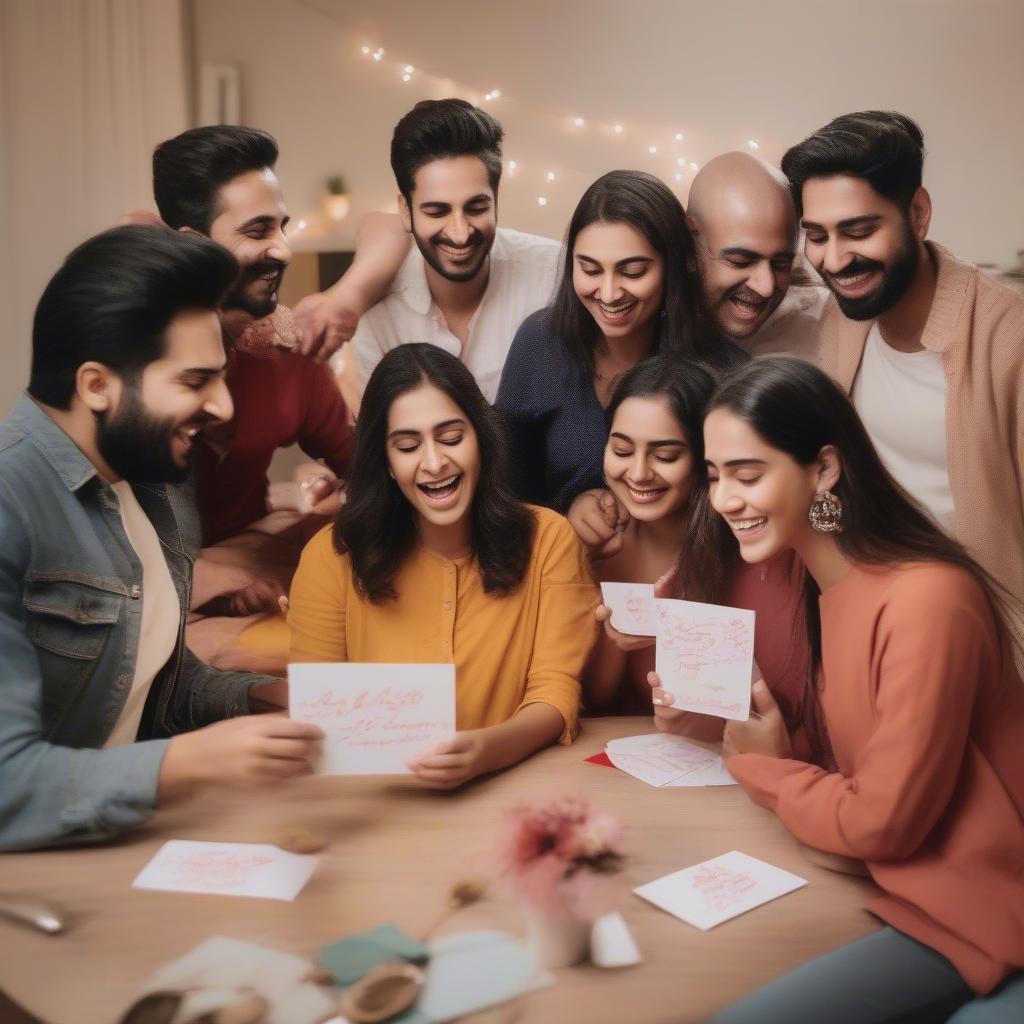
[782,110,1024,632]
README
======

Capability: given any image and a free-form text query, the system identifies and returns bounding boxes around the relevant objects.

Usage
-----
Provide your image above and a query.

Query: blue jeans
[710,926,1024,1024]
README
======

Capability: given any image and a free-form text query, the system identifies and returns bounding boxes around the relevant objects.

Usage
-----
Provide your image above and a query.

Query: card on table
[132,841,319,902]
[634,851,807,930]
[654,598,755,721]
[288,662,456,774]
[605,733,735,787]
[600,582,657,636]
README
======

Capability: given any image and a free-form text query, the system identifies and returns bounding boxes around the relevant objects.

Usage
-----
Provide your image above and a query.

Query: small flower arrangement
[500,796,624,924]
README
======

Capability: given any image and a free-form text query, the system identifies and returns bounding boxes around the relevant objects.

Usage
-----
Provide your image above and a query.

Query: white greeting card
[605,733,735,787]
[288,662,456,774]
[654,599,755,721]
[132,841,319,902]
[634,851,807,930]
[600,582,657,636]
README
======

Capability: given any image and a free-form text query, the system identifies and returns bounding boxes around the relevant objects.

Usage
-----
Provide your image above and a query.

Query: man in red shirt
[152,126,352,666]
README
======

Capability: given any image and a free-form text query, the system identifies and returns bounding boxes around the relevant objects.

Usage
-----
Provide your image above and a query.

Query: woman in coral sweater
[288,344,598,790]
[663,357,1024,1022]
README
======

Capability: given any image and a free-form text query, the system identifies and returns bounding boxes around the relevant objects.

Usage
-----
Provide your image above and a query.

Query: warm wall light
[537,196,547,206]
[613,124,624,134]
[648,145,658,154]
[361,45,370,54]
[546,170,556,182]
[674,132,684,141]
[372,48,384,62]
[747,140,759,150]
[574,117,585,127]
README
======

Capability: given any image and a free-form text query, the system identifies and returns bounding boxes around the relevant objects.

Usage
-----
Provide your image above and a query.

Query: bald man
[687,151,825,357]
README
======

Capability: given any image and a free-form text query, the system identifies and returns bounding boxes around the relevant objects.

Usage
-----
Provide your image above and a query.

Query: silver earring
[809,490,843,533]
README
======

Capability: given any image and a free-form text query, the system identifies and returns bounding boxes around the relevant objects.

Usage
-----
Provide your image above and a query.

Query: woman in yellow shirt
[288,343,599,788]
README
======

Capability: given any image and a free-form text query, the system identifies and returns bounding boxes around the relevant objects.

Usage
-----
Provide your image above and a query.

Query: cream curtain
[0,0,190,416]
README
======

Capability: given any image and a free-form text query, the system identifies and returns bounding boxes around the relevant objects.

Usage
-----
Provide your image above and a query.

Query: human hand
[406,731,489,790]
[721,680,792,759]
[568,489,629,559]
[158,716,324,800]
[293,288,361,363]
[226,578,289,617]
[647,670,693,735]
[594,604,656,651]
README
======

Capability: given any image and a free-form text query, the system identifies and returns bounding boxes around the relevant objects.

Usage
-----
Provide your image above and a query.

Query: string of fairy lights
[355,43,763,208]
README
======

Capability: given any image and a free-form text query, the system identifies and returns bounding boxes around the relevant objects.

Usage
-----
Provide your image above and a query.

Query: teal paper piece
[318,922,428,986]
[419,930,544,1022]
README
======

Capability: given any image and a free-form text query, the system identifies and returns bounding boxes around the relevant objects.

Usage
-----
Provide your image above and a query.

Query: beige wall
[193,0,1024,270]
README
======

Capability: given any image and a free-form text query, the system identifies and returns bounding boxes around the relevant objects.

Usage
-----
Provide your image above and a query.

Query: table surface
[0,718,879,1024]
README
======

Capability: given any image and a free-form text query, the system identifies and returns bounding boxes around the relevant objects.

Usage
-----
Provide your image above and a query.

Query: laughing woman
[288,343,599,788]
[687,358,1024,1024]
[494,170,737,514]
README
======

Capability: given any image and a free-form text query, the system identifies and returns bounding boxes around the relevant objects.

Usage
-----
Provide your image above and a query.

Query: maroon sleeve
[297,360,353,478]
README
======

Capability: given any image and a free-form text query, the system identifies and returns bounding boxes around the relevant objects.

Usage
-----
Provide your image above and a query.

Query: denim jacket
[0,394,267,851]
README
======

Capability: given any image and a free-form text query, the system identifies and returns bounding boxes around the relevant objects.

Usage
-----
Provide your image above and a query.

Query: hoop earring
[808,490,843,533]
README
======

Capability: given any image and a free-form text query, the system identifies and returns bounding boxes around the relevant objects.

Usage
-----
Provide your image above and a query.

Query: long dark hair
[605,357,732,602]
[335,343,536,604]
[549,170,725,376]
[707,357,1021,757]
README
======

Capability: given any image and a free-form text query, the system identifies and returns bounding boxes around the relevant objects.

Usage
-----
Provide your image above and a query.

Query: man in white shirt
[300,100,559,401]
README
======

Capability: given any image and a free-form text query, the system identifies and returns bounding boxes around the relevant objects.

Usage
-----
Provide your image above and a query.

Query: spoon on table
[0,894,66,935]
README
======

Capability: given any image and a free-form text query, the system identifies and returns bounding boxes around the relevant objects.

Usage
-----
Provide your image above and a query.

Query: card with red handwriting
[654,599,754,721]
[132,841,319,901]
[634,851,807,930]
[288,662,456,774]
[600,582,657,636]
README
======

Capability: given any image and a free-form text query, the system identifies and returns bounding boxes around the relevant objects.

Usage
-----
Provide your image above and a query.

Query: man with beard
[0,226,322,850]
[348,99,560,403]
[685,151,826,358]
[152,125,352,548]
[152,127,352,670]
[783,110,1024,636]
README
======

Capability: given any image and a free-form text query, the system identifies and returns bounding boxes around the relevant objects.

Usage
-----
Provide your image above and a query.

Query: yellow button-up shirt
[288,506,598,742]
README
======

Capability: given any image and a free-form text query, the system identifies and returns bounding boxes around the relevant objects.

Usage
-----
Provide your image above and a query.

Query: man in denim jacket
[0,226,322,851]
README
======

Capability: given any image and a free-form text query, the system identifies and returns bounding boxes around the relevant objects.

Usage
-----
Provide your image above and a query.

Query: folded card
[654,599,755,721]
[605,733,735,787]
[600,582,657,636]
[132,841,319,902]
[634,851,807,930]
[289,662,456,774]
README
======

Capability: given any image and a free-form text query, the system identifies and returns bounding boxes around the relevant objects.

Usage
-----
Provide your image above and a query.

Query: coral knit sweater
[727,562,1024,994]
[814,242,1024,641]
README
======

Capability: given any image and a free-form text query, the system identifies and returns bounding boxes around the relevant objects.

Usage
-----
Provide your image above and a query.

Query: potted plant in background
[323,174,350,222]
[500,796,625,968]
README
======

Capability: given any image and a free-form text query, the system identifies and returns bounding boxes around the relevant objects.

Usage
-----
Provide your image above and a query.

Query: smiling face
[97,308,232,483]
[400,156,497,284]
[572,220,665,339]
[800,175,925,321]
[386,381,481,541]
[605,395,695,522]
[703,407,824,562]
[694,204,795,341]
[207,168,291,318]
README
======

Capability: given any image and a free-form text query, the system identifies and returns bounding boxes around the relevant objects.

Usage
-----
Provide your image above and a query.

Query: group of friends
[1,97,1022,1023]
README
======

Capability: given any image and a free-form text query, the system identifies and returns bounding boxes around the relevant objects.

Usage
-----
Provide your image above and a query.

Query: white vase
[522,901,591,969]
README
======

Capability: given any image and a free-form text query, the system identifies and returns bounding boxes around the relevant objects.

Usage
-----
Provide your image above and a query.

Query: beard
[221,258,286,318]
[96,386,202,485]
[410,218,495,284]
[822,220,919,321]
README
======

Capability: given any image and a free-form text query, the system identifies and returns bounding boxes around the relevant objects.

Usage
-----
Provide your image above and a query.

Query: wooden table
[0,719,878,1024]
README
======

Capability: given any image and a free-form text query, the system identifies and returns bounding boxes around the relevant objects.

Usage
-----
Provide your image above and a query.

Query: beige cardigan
[815,242,1024,632]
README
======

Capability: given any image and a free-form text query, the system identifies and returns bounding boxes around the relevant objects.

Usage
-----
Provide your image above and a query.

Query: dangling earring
[808,490,843,533]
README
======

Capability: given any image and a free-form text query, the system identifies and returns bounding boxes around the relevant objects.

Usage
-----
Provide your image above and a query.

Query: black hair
[549,170,729,377]
[153,124,279,232]
[707,357,1020,760]
[335,343,536,604]
[390,99,504,201]
[605,357,731,601]
[781,111,925,216]
[29,224,238,409]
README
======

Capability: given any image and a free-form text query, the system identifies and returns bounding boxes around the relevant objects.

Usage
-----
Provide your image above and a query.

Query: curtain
[0,0,190,416]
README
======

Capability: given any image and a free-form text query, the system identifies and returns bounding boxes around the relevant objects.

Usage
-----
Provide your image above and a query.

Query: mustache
[431,228,485,249]
[727,285,771,306]
[824,256,885,282]
[243,259,287,281]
